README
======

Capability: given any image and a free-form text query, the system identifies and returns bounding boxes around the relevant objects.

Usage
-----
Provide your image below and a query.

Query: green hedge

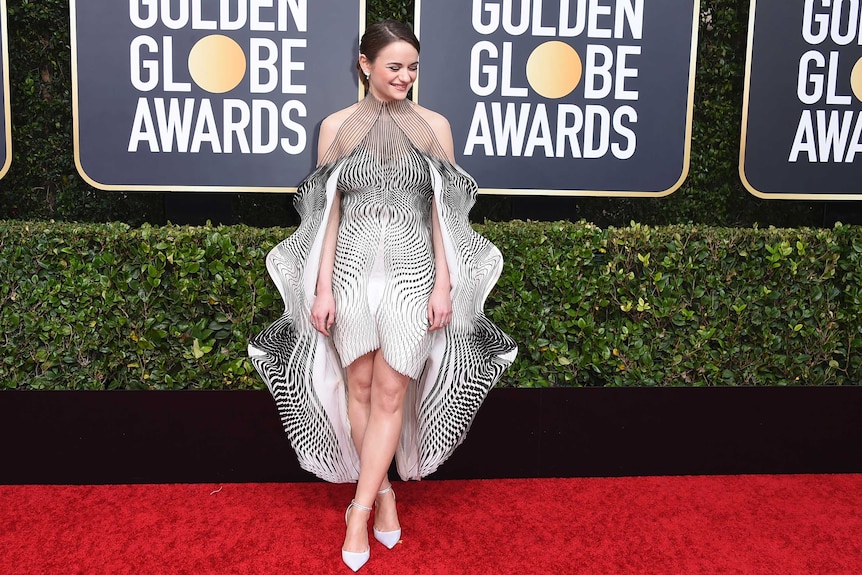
[2,220,860,390]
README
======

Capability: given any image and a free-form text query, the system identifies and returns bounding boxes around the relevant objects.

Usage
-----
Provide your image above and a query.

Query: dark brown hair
[357,20,420,90]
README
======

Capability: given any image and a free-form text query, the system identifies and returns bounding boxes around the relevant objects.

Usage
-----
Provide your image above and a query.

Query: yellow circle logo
[852,57,862,103]
[526,41,582,99]
[188,35,247,94]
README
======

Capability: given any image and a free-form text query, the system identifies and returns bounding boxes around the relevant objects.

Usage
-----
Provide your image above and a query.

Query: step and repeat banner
[0,0,10,180]
[61,1,861,199]
[740,0,862,200]
[414,0,700,196]
[71,0,362,191]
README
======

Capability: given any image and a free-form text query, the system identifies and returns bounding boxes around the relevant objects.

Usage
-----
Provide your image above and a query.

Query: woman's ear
[358,53,370,76]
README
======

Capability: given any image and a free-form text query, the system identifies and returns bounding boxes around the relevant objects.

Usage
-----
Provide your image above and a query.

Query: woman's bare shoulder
[318,103,360,159]
[321,103,359,132]
[413,104,451,133]
[319,103,359,139]
[413,104,456,162]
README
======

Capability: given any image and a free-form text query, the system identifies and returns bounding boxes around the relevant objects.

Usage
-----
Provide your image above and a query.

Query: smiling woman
[247,18,517,572]
[358,41,419,100]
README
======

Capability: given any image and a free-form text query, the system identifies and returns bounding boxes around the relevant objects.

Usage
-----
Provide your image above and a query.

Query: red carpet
[2,475,861,574]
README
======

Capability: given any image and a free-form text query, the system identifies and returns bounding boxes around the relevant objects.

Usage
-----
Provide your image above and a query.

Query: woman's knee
[371,357,410,413]
[347,353,375,404]
[350,380,372,406]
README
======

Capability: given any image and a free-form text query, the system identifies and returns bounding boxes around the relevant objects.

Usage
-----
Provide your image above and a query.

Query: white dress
[248,94,517,482]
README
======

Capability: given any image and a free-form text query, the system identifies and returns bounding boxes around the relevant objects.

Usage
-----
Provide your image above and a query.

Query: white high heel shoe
[342,500,371,572]
[373,486,402,549]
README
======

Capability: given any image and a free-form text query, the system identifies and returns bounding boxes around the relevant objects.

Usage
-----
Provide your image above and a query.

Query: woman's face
[362,40,419,102]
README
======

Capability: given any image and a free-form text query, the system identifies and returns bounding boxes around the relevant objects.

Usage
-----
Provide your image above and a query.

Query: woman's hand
[427,284,452,332]
[310,290,336,336]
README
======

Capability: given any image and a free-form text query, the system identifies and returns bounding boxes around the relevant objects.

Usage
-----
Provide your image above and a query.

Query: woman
[248,20,516,572]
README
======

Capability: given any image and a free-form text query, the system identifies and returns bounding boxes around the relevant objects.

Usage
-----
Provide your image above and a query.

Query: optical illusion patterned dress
[248,94,517,483]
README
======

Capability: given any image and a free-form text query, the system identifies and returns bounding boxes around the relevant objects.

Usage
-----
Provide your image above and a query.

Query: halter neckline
[362,90,413,114]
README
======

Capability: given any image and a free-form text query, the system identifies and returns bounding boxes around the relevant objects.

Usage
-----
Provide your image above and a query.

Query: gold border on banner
[70,0,366,193]
[414,0,700,197]
[0,0,12,180]
[739,0,862,201]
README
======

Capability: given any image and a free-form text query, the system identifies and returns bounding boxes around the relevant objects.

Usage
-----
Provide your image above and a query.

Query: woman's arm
[310,189,340,336]
[428,195,452,332]
[425,111,456,332]
[309,113,344,336]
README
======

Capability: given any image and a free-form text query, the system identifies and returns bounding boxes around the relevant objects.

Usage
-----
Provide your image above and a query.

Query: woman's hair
[357,20,420,90]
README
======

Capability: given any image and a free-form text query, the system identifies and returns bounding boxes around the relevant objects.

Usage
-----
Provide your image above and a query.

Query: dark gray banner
[0,0,10,180]
[71,0,361,191]
[415,0,699,196]
[741,0,862,199]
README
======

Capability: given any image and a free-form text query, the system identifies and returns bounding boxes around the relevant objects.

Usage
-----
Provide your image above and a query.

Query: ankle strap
[349,499,373,513]
[377,485,393,496]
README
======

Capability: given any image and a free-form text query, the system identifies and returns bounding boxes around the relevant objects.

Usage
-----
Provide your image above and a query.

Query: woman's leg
[346,353,397,496]
[346,352,374,453]
[343,350,409,553]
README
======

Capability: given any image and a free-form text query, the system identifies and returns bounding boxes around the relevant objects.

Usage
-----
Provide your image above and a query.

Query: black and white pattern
[331,109,435,378]
[248,95,517,482]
